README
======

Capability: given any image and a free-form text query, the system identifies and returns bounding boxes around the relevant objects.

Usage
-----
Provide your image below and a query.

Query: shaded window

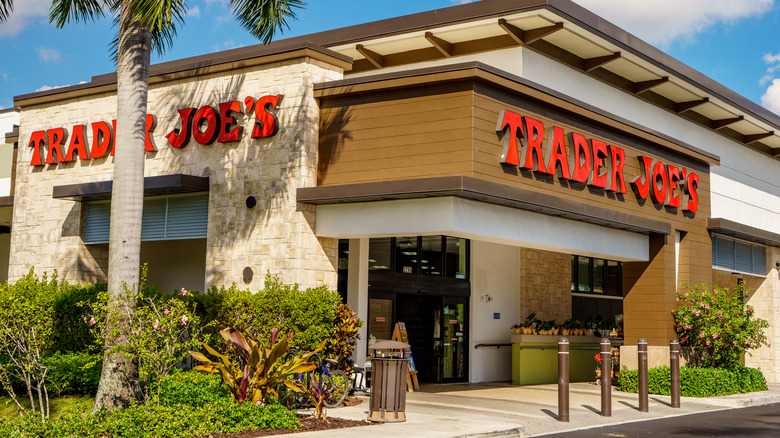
[394,236,418,275]
[368,237,392,271]
[84,193,208,244]
[571,255,621,296]
[712,235,766,276]
[421,236,443,276]
[445,237,468,279]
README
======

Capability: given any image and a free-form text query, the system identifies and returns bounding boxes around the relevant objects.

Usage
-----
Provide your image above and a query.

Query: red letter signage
[496,110,524,166]
[496,111,699,216]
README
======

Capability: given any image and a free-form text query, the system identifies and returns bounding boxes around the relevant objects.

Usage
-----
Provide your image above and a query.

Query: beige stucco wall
[714,246,780,382]
[518,248,571,323]
[10,56,343,291]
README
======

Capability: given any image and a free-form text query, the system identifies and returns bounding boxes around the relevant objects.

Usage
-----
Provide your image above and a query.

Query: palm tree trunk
[92,1,149,412]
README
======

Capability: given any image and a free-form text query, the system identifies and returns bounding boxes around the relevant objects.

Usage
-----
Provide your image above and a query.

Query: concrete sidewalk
[282,382,780,437]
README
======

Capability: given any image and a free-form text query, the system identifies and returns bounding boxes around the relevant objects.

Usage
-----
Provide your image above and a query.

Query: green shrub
[0,400,299,438]
[194,276,342,353]
[618,365,767,397]
[44,353,102,396]
[155,370,229,407]
[51,283,105,354]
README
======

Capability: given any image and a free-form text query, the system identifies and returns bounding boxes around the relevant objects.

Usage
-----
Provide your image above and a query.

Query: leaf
[189,351,211,363]
[202,342,226,359]
[193,364,217,373]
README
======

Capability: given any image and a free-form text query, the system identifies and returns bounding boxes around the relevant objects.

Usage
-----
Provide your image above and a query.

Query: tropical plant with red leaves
[190,327,321,405]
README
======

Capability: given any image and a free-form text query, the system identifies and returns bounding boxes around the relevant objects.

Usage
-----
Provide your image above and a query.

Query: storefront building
[5,0,780,383]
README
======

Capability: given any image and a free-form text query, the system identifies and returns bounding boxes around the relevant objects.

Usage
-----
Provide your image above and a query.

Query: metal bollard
[558,337,569,422]
[670,339,680,408]
[638,338,648,412]
[600,338,612,417]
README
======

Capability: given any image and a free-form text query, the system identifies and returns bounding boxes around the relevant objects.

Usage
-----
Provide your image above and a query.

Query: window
[365,236,469,279]
[571,255,622,296]
[571,255,623,320]
[712,235,767,276]
[368,238,392,271]
[84,193,208,244]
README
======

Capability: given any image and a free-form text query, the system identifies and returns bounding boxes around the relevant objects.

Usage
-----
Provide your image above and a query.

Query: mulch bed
[199,398,371,438]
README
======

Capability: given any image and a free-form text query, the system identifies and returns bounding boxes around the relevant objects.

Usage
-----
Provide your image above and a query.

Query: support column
[348,238,370,367]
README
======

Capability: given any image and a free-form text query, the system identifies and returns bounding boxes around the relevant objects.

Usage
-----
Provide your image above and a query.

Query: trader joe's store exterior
[5,0,780,384]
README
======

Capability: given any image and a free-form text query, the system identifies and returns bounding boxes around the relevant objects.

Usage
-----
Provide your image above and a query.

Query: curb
[456,427,525,438]
[732,395,780,407]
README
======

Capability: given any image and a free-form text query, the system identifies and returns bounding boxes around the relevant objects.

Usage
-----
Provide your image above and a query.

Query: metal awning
[708,217,780,247]
[52,174,209,201]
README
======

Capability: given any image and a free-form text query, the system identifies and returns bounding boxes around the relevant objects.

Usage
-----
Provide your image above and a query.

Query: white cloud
[189,6,201,18]
[450,0,474,4]
[761,53,780,114]
[35,81,87,92]
[571,0,773,47]
[761,78,780,115]
[35,46,61,63]
[0,0,51,37]
[212,39,244,52]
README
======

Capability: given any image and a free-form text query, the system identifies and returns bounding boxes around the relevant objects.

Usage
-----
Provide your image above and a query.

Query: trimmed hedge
[155,370,229,407]
[617,365,767,397]
[191,276,342,352]
[0,400,299,438]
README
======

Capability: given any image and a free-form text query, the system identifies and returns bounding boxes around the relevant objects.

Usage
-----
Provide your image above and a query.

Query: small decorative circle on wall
[246,196,257,208]
[243,267,253,284]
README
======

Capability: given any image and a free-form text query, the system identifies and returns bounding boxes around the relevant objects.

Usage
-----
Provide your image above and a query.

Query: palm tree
[1,0,303,412]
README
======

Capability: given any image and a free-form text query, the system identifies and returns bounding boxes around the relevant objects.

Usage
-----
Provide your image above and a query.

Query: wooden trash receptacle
[368,357,408,422]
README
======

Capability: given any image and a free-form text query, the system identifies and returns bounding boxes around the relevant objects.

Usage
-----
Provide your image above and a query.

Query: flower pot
[512,327,521,335]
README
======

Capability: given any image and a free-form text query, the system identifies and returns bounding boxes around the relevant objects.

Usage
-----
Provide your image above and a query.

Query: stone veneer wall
[518,248,571,323]
[713,245,780,382]
[10,57,343,291]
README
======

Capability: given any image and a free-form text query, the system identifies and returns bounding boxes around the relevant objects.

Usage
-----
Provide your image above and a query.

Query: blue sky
[2,0,780,115]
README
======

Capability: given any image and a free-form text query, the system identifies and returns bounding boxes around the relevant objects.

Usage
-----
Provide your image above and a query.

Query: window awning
[52,174,209,201]
[708,217,780,247]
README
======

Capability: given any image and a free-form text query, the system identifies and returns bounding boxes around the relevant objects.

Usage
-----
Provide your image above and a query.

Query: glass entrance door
[440,297,467,382]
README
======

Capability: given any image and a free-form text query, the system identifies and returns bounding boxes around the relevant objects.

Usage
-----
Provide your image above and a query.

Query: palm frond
[229,0,305,43]
[0,0,13,22]
[49,0,108,28]
[129,0,186,55]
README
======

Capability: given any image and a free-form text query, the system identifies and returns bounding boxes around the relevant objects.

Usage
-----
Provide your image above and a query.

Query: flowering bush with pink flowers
[83,267,208,401]
[673,283,769,367]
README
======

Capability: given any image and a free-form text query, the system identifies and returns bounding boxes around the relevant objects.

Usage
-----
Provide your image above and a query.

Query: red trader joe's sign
[27,94,282,166]
[496,109,699,212]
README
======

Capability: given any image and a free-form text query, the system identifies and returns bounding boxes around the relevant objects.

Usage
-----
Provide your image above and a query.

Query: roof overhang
[14,42,352,107]
[297,176,671,236]
[314,0,780,161]
[315,61,719,166]
[4,125,18,144]
[52,174,209,201]
[12,0,780,160]
[708,218,780,247]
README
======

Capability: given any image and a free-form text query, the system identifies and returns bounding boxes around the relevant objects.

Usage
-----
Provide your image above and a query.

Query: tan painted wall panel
[319,84,474,186]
